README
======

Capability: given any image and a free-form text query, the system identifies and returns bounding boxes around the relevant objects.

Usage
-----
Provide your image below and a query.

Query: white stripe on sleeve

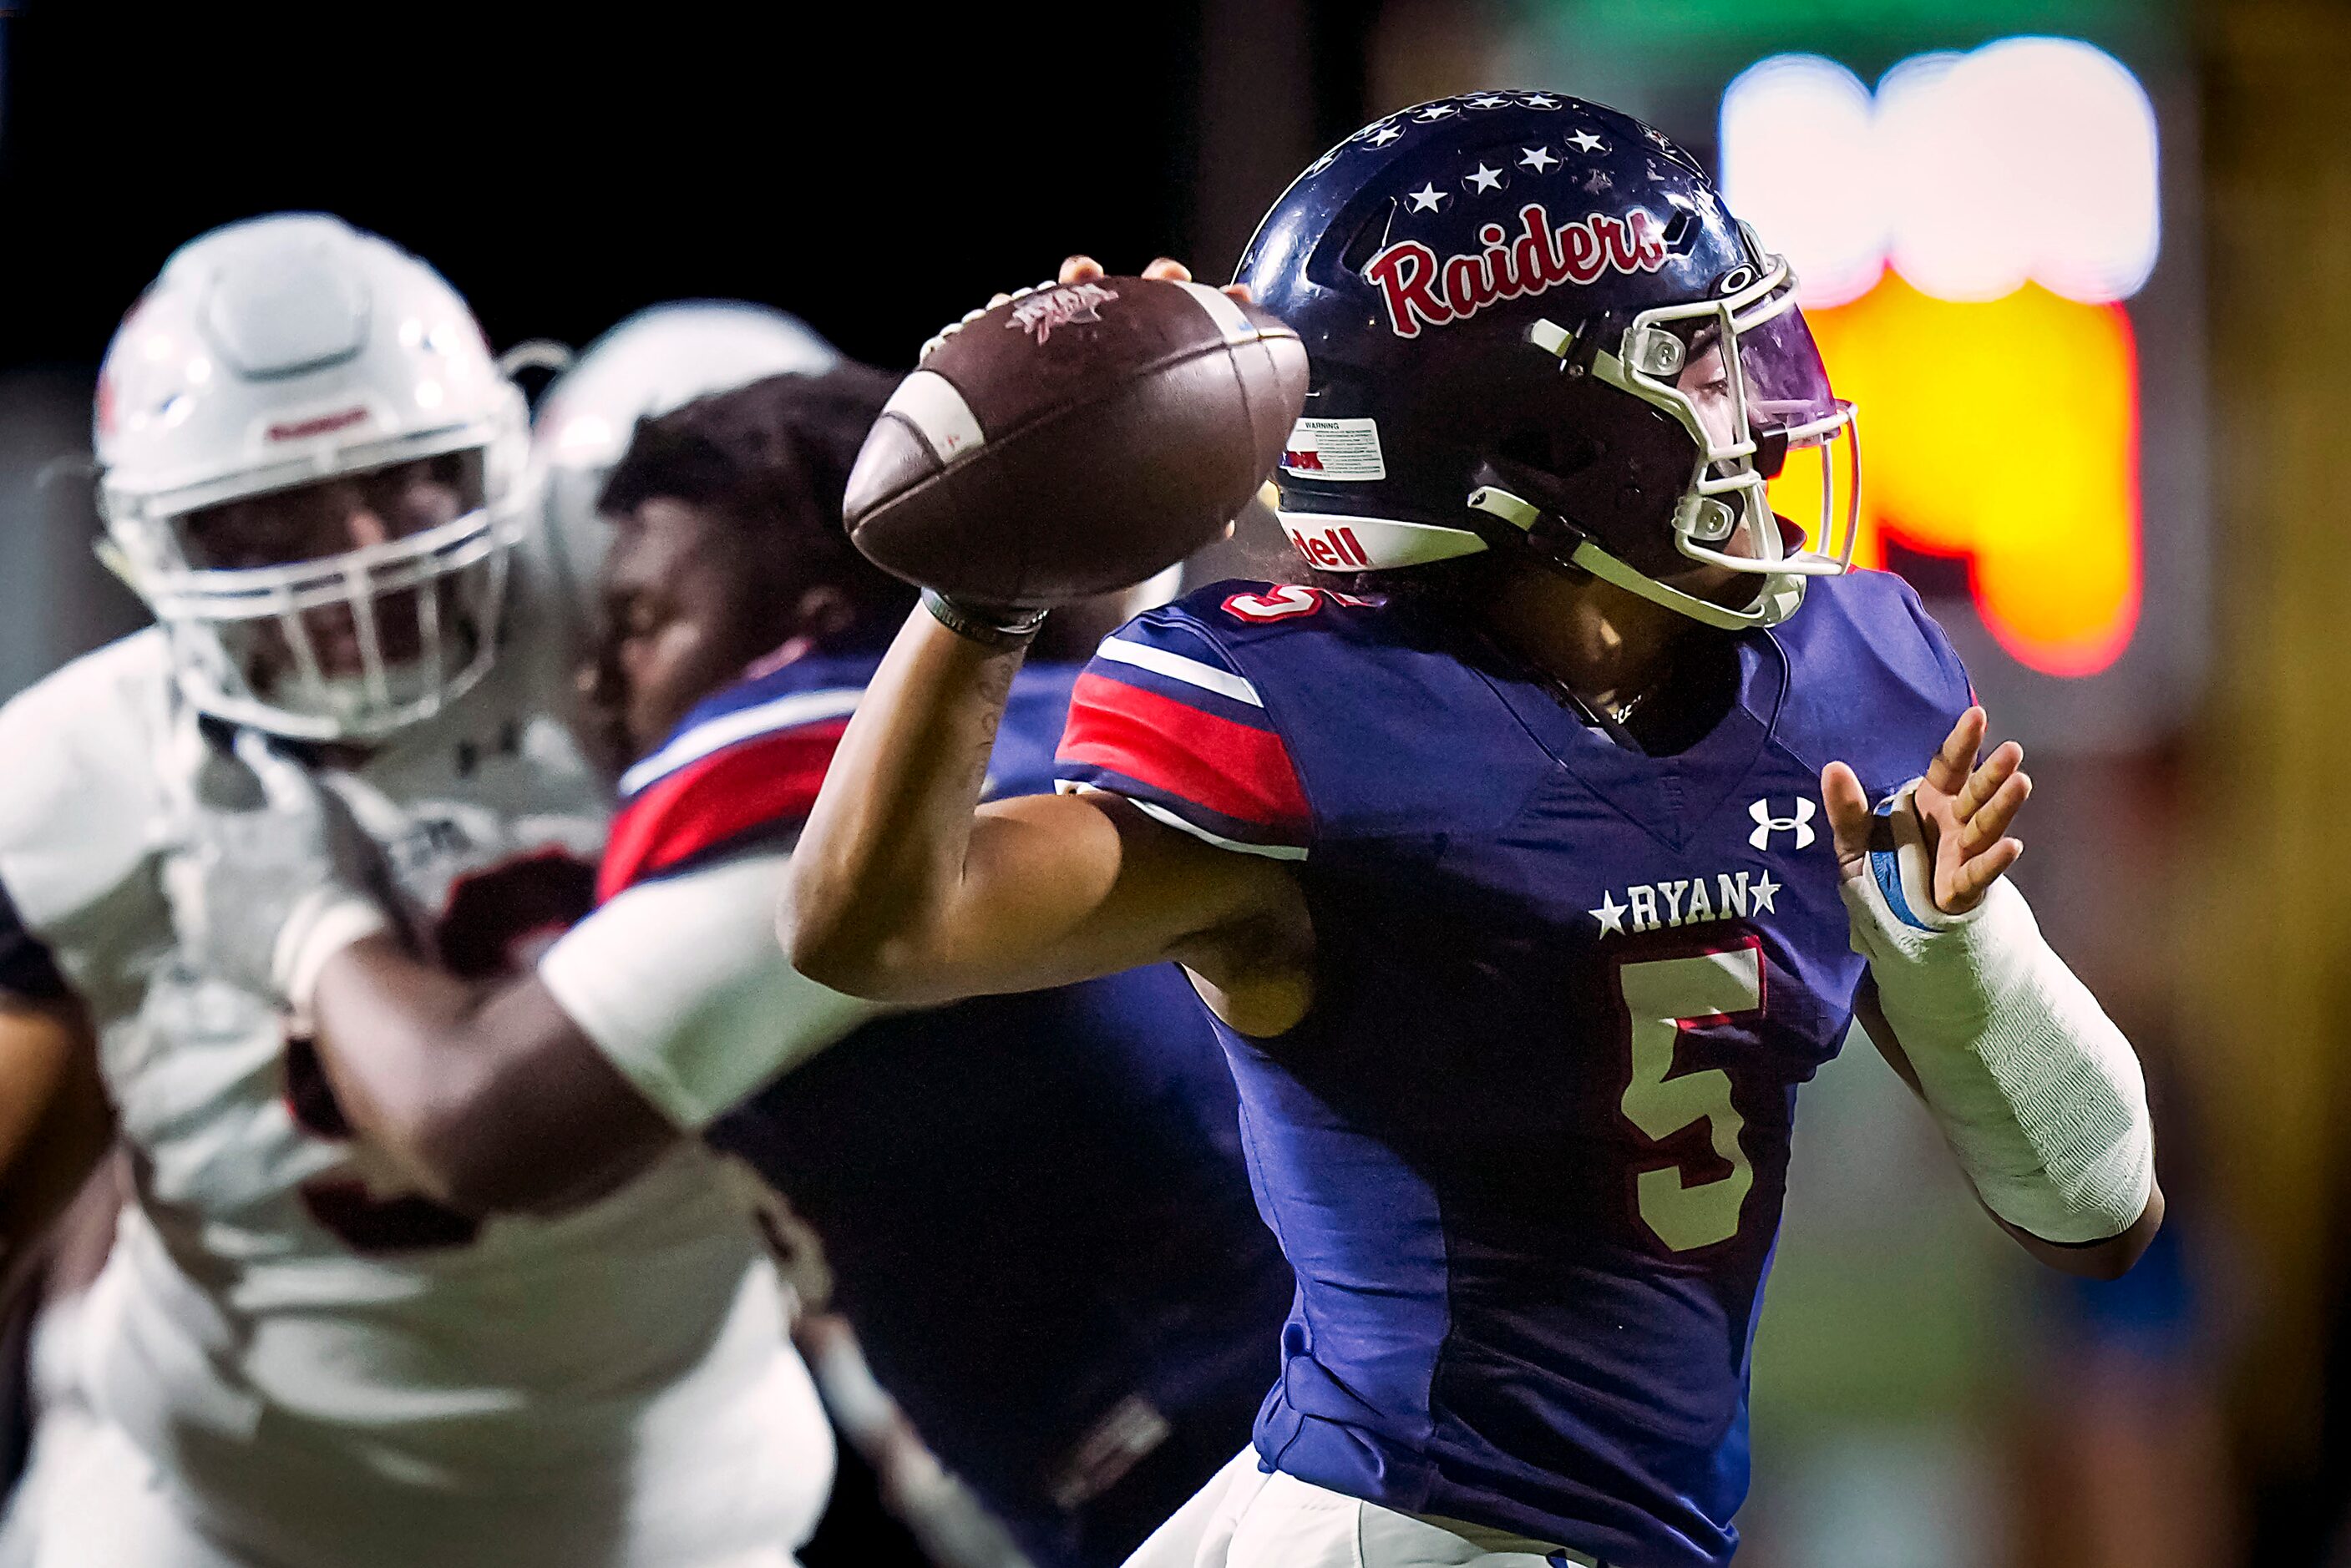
[1094,637,1264,707]
[1056,782,1309,862]
[620,688,863,797]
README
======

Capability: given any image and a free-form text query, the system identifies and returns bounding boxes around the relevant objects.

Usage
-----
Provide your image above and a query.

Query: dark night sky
[0,6,1365,685]
[0,8,1363,376]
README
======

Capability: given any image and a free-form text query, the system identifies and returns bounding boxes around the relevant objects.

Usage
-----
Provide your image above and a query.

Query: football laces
[919,279,1057,362]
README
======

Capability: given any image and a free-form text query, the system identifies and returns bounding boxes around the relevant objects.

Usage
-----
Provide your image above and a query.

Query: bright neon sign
[1726,38,2156,676]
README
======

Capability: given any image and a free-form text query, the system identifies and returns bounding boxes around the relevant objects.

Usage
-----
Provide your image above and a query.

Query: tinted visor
[1730,285,1841,473]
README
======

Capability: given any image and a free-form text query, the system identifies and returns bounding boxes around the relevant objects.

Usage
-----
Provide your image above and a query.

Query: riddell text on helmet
[1366,204,1670,339]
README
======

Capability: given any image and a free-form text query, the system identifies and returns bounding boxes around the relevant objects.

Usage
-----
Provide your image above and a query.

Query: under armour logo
[1748,797,1816,852]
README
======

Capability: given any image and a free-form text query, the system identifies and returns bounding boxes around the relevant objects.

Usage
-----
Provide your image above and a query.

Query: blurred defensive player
[784,95,2164,1568]
[186,368,1293,1567]
[0,217,833,1567]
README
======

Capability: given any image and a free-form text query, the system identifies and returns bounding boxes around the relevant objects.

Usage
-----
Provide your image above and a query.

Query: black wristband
[921,589,1049,650]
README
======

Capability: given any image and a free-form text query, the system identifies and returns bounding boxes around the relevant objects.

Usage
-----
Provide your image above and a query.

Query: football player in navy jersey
[192,366,1292,1567]
[787,94,2163,1568]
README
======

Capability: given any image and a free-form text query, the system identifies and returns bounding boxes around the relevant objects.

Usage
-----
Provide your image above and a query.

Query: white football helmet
[530,301,840,623]
[94,214,535,741]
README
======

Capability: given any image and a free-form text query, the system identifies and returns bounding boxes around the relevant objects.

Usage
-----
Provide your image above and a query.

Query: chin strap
[1465,484,1806,631]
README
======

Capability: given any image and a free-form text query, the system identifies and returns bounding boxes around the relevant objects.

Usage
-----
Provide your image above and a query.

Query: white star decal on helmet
[1518,146,1558,172]
[1466,163,1503,193]
[1366,123,1406,147]
[1406,183,1446,212]
[1568,129,1605,154]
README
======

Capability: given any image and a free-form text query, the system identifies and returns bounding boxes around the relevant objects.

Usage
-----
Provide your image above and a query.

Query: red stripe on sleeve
[596,720,849,902]
[1058,672,1308,832]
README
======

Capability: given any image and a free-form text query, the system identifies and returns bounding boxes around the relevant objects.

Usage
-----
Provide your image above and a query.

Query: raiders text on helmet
[1237,93,1859,630]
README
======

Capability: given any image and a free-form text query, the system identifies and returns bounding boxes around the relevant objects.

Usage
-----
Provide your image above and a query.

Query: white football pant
[1122,1449,1603,1568]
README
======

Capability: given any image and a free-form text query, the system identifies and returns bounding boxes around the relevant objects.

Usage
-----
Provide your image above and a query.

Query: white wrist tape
[273,888,391,1021]
[1842,783,2155,1246]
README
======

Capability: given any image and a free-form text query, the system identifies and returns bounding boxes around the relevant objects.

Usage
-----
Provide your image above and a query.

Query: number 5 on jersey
[1614,944,1762,1252]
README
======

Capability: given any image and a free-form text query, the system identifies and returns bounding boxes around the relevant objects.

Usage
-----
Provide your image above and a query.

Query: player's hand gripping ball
[844,257,1309,607]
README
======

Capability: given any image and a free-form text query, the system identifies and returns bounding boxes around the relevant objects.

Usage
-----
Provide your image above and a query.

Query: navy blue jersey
[692,657,1290,1568]
[1054,573,1971,1568]
[597,650,871,901]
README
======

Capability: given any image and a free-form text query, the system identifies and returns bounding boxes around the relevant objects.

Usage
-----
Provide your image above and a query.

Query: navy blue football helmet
[1238,92,1857,630]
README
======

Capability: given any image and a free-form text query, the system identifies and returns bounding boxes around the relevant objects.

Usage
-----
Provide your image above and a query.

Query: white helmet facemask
[94,214,535,741]
[114,447,526,740]
[1508,249,1860,631]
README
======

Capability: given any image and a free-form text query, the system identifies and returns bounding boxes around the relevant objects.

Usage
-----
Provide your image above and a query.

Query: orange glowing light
[1771,274,2141,676]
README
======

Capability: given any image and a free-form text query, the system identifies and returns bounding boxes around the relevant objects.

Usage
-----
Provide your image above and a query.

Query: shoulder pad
[1771,569,1974,786]
[1055,594,1315,859]
[0,633,175,975]
[1069,579,1538,849]
[599,657,873,900]
[1177,579,1389,642]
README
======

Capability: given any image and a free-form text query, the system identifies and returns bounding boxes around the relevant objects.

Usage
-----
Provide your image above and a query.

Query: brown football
[844,276,1310,605]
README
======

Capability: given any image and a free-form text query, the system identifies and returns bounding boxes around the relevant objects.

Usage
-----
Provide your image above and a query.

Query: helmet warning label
[1279,417,1386,482]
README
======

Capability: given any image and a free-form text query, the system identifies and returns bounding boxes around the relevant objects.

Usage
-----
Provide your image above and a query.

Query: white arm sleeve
[537,852,879,1130]
[1842,785,2156,1246]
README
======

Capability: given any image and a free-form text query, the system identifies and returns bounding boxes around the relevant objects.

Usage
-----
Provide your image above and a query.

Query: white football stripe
[620,687,863,797]
[882,369,985,463]
[1128,798,1310,859]
[1096,635,1263,706]
[1176,280,1257,345]
[1059,783,1310,862]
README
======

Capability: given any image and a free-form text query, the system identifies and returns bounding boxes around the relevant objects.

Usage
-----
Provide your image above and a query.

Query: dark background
[0,8,1367,377]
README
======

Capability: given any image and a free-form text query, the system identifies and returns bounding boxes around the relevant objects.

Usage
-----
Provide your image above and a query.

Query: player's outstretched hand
[1821,706,2029,918]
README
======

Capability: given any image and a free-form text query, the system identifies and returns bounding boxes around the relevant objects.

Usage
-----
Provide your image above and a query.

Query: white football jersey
[0,563,833,1568]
